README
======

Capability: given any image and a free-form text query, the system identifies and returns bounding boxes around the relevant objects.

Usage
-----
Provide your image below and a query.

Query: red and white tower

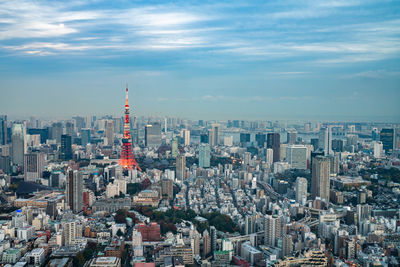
[119,85,141,171]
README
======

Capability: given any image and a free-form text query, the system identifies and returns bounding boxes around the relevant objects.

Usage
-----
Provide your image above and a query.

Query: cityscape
[1,1,400,267]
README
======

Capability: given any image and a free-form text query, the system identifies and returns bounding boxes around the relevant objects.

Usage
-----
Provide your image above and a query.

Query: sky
[0,0,399,122]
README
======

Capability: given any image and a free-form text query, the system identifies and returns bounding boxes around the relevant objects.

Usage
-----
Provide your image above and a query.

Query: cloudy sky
[0,0,399,121]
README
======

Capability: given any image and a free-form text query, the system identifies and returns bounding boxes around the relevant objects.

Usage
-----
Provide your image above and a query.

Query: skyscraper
[210,226,217,255]
[255,133,266,147]
[202,230,211,259]
[199,144,211,168]
[105,120,114,146]
[51,122,63,144]
[311,156,330,202]
[176,155,186,180]
[73,116,85,132]
[295,177,307,205]
[380,128,395,154]
[81,129,91,146]
[319,126,333,156]
[60,134,72,161]
[11,124,25,167]
[171,137,179,158]
[266,148,273,165]
[286,145,308,170]
[267,133,280,163]
[264,215,282,247]
[66,170,83,213]
[145,123,162,147]
[161,178,173,200]
[182,129,190,146]
[24,153,46,182]
[287,131,297,144]
[209,124,219,146]
[0,115,7,145]
[65,121,74,137]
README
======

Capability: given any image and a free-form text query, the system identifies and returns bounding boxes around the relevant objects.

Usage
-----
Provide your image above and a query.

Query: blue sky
[0,0,399,121]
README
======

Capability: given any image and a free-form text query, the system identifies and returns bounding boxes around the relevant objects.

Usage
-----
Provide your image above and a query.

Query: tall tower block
[119,86,141,171]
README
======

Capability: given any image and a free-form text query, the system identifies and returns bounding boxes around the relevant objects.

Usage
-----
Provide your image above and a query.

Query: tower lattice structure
[119,86,141,171]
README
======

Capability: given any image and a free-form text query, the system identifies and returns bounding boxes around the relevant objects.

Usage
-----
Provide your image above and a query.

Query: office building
[161,178,173,200]
[199,144,211,168]
[240,133,251,144]
[209,124,219,146]
[373,141,384,158]
[311,156,330,202]
[105,120,114,146]
[282,235,293,257]
[286,145,308,170]
[265,148,273,165]
[0,156,10,174]
[66,170,83,213]
[319,127,333,156]
[51,122,63,144]
[64,220,77,246]
[11,124,25,167]
[27,128,49,144]
[176,155,186,180]
[182,129,190,146]
[60,134,72,161]
[287,131,297,144]
[24,152,46,182]
[202,230,211,259]
[255,133,266,147]
[0,115,7,145]
[267,133,280,162]
[81,128,91,146]
[145,123,162,147]
[200,134,209,144]
[171,137,178,158]
[295,177,308,205]
[73,116,85,132]
[65,121,74,136]
[380,128,395,154]
[210,226,217,255]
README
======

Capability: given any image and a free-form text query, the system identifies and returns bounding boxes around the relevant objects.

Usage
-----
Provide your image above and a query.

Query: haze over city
[0,0,399,121]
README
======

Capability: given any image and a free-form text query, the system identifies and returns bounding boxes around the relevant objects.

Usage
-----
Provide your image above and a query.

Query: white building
[273,162,290,174]
[25,248,45,266]
[295,177,308,205]
[286,145,308,170]
[373,141,384,158]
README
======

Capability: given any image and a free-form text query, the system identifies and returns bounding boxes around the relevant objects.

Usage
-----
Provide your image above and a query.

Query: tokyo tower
[119,85,141,171]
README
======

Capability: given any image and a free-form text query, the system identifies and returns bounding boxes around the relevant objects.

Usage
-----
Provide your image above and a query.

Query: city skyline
[0,0,399,121]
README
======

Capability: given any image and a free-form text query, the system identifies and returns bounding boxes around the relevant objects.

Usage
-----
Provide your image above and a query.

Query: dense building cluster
[0,112,399,266]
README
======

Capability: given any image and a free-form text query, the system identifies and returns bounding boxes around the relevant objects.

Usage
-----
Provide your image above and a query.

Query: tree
[114,209,127,224]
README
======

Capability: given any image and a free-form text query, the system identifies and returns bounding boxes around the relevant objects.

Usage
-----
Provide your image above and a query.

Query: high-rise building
[287,131,297,144]
[145,123,162,147]
[200,134,209,144]
[265,148,273,165]
[60,135,72,161]
[282,235,293,257]
[73,116,85,132]
[171,137,179,158]
[319,127,333,156]
[176,155,186,180]
[182,129,190,146]
[65,121,74,137]
[202,230,211,259]
[24,153,46,182]
[311,156,330,202]
[255,133,266,147]
[81,129,91,146]
[199,144,211,168]
[210,226,217,255]
[66,170,83,213]
[132,230,143,257]
[245,215,255,235]
[380,128,395,154]
[373,141,384,158]
[240,133,251,144]
[295,177,307,205]
[0,115,7,145]
[11,124,25,167]
[264,215,282,247]
[27,128,49,144]
[286,145,308,170]
[161,178,173,200]
[0,156,10,174]
[51,122,63,144]
[267,133,280,163]
[209,124,219,146]
[105,120,114,146]
[63,220,77,246]
[332,139,344,152]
